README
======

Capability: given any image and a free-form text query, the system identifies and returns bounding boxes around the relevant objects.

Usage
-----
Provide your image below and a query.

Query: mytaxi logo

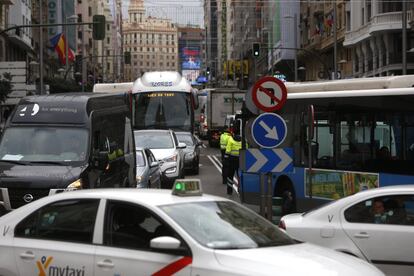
[35,255,85,276]
[36,256,53,276]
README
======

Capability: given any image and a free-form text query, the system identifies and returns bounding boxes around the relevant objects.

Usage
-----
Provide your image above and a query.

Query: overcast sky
[122,0,204,27]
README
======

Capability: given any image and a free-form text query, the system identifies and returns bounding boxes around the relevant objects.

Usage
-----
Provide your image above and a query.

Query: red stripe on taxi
[152,256,192,276]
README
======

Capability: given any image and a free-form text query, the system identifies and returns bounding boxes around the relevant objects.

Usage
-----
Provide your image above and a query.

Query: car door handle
[20,251,35,260]
[354,232,370,239]
[97,259,115,268]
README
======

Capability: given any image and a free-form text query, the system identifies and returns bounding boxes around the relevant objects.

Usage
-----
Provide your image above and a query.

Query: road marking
[207,155,222,172]
[207,155,239,195]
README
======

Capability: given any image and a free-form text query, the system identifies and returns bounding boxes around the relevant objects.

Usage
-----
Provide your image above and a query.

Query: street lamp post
[402,0,407,75]
[65,15,78,79]
[284,14,298,82]
[39,0,44,94]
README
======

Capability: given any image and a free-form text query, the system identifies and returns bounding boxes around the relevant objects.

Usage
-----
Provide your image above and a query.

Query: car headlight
[165,167,177,174]
[136,175,143,183]
[66,179,83,191]
[164,154,177,163]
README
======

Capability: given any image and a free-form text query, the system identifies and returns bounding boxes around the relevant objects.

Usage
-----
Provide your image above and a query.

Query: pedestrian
[220,128,232,185]
[225,131,242,197]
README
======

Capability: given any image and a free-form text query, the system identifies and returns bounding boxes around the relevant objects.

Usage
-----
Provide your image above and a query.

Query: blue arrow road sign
[252,113,287,148]
[242,148,293,173]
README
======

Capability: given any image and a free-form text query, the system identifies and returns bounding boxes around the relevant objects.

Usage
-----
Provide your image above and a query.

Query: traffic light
[124,51,131,65]
[253,43,260,57]
[92,15,106,40]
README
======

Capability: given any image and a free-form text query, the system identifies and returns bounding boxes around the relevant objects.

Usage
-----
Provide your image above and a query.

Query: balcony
[345,11,412,46]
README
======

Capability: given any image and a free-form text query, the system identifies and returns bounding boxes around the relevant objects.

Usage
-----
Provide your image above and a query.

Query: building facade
[344,0,414,77]
[123,0,178,81]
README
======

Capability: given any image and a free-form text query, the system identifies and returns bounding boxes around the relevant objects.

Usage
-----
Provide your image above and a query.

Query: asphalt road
[187,140,241,203]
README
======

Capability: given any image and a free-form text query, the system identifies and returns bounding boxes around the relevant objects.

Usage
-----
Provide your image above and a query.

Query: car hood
[0,163,84,189]
[214,243,382,276]
[150,148,176,160]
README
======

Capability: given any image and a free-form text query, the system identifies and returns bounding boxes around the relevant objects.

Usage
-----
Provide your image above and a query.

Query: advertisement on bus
[305,169,379,200]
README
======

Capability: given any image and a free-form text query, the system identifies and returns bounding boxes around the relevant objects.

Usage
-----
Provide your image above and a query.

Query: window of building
[88,7,92,16]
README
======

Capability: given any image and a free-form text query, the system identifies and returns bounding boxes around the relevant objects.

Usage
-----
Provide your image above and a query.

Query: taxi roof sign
[172,179,202,197]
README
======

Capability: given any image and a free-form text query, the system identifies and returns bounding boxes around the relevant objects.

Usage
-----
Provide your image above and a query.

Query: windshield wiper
[30,161,65,165]
[0,159,29,165]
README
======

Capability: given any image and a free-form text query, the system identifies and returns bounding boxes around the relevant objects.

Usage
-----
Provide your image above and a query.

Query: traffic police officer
[225,132,242,196]
[220,128,232,185]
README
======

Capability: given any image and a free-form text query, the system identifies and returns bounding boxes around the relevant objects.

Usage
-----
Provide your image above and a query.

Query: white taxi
[280,185,414,276]
[0,179,383,276]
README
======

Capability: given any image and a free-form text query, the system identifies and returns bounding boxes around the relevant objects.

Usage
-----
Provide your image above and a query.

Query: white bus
[93,71,198,133]
[241,75,414,212]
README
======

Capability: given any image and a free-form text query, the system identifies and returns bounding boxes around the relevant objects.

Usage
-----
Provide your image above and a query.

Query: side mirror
[92,151,109,170]
[150,161,159,168]
[150,236,181,250]
[177,142,187,149]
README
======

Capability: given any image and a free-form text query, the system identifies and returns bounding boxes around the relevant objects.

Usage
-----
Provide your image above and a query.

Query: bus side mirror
[92,151,109,170]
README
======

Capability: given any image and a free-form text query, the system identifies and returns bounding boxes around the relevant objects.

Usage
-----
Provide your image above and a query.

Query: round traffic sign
[252,76,287,112]
[251,113,287,148]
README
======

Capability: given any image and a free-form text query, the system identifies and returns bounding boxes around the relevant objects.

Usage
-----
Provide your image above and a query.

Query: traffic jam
[1,72,414,276]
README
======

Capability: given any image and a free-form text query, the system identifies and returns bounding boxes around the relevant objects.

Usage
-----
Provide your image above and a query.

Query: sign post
[240,76,293,221]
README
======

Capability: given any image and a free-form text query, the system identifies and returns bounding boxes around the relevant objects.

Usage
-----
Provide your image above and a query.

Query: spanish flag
[50,33,75,65]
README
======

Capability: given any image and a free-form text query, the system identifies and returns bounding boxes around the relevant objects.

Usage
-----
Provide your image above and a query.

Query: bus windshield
[134,91,193,132]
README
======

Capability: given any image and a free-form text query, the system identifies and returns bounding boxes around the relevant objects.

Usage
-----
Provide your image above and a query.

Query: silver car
[135,147,161,189]
[134,129,186,188]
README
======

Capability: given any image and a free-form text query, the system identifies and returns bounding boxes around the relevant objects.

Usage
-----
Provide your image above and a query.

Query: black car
[175,132,203,174]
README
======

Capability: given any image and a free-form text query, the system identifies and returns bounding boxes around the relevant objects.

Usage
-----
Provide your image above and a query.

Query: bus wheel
[274,177,297,215]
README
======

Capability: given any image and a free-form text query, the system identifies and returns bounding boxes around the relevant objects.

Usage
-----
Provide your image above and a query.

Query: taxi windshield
[160,201,294,249]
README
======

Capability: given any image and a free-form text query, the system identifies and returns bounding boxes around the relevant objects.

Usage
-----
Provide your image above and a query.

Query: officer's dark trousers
[220,149,226,161]
[222,155,229,184]
[227,155,239,195]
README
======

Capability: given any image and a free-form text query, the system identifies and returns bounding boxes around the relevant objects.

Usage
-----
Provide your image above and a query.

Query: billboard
[181,47,202,70]
[182,70,200,85]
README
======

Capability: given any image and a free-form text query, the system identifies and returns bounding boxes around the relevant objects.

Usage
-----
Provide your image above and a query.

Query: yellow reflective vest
[225,136,242,157]
[220,131,231,150]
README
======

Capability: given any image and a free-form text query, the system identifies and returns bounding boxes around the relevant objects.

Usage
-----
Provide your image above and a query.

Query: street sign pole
[260,174,265,217]
[241,76,292,222]
[267,172,273,221]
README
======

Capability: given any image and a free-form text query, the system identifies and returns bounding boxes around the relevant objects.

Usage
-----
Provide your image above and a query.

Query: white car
[134,129,186,188]
[280,185,414,276]
[0,179,383,276]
